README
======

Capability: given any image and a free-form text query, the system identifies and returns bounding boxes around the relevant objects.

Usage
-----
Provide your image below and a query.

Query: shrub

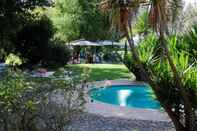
[5,53,23,67]
[133,11,150,35]
[124,33,158,81]
[0,68,88,131]
[0,69,37,131]
[45,40,71,67]
[102,46,122,63]
[16,16,54,64]
[182,24,197,59]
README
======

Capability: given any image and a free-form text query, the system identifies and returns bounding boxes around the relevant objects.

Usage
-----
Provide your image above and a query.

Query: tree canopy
[0,0,50,60]
[49,0,113,42]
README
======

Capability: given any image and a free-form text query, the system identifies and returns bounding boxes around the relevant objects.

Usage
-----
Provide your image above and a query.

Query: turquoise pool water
[90,85,161,109]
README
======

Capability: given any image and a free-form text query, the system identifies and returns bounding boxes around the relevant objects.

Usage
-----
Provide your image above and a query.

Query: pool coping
[84,79,172,122]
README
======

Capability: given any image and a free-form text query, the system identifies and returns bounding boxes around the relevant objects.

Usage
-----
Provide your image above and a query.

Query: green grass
[66,64,135,81]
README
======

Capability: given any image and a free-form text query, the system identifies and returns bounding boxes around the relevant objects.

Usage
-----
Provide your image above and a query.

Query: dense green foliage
[124,32,197,112]
[46,41,71,66]
[124,33,157,81]
[0,0,49,61]
[5,53,23,67]
[0,1,72,66]
[48,0,81,41]
[133,11,150,35]
[49,0,113,42]
[16,16,54,64]
[101,46,122,63]
[78,0,112,41]
[0,68,87,131]
[182,24,197,58]
[0,0,117,66]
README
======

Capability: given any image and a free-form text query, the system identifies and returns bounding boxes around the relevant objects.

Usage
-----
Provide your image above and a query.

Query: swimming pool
[89,85,161,109]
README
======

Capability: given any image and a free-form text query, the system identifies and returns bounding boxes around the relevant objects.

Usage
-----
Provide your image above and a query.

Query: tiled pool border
[85,79,172,122]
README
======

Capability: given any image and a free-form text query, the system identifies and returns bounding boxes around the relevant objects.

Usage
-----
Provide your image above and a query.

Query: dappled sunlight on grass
[66,64,135,81]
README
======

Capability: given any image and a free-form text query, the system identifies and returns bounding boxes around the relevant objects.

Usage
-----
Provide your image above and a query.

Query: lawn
[66,64,135,81]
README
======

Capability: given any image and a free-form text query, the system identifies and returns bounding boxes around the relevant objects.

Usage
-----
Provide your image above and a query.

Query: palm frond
[149,0,183,32]
[100,0,143,35]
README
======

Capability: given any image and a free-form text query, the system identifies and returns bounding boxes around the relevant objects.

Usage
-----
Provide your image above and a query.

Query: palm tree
[149,0,195,130]
[99,0,196,131]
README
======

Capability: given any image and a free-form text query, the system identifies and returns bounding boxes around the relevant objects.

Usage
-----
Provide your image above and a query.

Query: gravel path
[66,112,175,131]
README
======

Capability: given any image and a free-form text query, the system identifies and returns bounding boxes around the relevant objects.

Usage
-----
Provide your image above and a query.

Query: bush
[0,68,87,131]
[102,46,122,63]
[182,24,197,59]
[45,40,71,67]
[5,53,23,67]
[124,33,158,81]
[133,11,150,35]
[16,16,54,64]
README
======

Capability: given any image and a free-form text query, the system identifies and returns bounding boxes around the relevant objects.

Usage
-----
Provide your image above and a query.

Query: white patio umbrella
[69,40,101,46]
[98,40,123,46]
[69,40,125,47]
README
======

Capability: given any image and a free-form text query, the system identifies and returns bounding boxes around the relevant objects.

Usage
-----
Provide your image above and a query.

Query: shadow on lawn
[67,65,135,81]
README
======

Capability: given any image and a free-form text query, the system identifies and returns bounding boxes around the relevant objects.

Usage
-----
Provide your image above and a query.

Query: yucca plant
[183,24,197,59]
[134,11,150,35]
[150,45,197,130]
[137,34,197,131]
[124,33,158,81]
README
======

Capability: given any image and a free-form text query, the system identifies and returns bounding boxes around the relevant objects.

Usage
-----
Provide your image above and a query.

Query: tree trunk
[159,35,196,131]
[3,117,8,131]
[165,105,186,131]
[125,24,157,90]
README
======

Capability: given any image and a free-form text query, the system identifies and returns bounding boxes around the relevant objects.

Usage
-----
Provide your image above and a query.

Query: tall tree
[48,0,82,41]
[0,0,49,60]
[49,0,113,42]
[78,0,112,41]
